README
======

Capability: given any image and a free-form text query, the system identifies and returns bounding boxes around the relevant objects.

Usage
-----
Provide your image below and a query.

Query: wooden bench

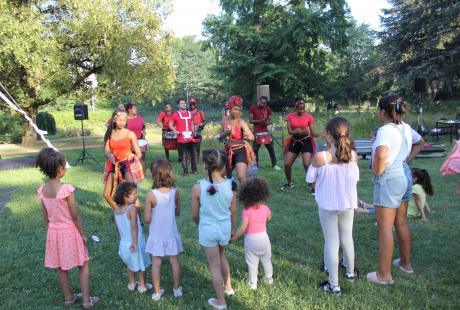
[353,139,446,159]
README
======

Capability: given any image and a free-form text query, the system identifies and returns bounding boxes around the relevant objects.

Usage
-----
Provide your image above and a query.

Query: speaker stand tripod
[74,119,99,165]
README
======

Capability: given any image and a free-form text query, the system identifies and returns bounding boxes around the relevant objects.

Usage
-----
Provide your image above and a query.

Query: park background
[1,0,460,309]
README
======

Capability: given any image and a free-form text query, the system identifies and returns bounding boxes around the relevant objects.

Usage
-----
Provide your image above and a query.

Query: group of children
[36,147,273,309]
[35,113,435,307]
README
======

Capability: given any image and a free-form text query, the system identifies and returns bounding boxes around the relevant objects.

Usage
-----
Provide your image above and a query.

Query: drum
[162,130,178,150]
[182,131,193,139]
[255,132,272,145]
[138,139,148,152]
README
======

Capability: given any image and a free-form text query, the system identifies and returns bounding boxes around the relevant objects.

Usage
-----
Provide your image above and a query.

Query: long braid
[207,149,218,195]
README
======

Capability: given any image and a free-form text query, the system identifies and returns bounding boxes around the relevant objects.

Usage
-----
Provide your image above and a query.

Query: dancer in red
[126,102,147,173]
[281,98,317,191]
[249,96,281,171]
[157,104,178,162]
[170,98,198,175]
[219,96,254,183]
[190,98,206,163]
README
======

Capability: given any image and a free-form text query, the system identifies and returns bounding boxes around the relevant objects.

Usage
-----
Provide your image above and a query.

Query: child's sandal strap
[82,296,100,309]
[64,293,82,306]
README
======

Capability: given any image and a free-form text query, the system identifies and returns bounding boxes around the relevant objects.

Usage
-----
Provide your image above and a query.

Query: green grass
[1,141,459,309]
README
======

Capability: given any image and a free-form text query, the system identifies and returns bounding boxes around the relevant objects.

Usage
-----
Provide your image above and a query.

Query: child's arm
[191,184,200,225]
[412,193,427,220]
[230,218,248,242]
[128,207,138,252]
[67,193,87,244]
[230,190,237,230]
[425,201,431,213]
[144,191,156,224]
[267,208,272,221]
[40,201,49,227]
[175,189,181,216]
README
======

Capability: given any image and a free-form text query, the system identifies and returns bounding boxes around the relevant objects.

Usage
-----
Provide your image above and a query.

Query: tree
[378,0,460,99]
[203,0,351,103]
[0,0,174,116]
[168,36,222,104]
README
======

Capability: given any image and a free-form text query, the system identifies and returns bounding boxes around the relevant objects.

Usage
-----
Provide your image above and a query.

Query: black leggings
[253,141,277,167]
[178,142,197,174]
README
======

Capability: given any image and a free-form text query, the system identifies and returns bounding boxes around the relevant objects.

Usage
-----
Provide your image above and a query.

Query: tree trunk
[21,108,38,147]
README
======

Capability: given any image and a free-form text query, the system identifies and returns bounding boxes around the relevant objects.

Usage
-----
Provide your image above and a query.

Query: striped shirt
[306,151,359,211]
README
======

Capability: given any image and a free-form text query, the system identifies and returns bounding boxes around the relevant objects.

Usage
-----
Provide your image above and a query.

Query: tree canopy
[0,0,174,114]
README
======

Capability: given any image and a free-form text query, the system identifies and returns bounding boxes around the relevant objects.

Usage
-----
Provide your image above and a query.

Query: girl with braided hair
[191,148,237,309]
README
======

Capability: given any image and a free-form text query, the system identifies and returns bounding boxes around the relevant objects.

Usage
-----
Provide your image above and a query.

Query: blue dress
[114,205,151,272]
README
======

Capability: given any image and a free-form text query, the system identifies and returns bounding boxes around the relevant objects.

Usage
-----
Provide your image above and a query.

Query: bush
[36,112,57,135]
[0,113,24,143]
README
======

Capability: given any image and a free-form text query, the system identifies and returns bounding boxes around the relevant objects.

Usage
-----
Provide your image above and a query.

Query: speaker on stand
[414,78,427,136]
[73,103,99,165]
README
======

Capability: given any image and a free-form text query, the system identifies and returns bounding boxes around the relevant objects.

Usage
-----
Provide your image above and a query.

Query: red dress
[38,184,89,270]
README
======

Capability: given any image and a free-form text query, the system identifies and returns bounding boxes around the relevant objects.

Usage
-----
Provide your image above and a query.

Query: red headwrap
[189,98,197,105]
[228,96,243,110]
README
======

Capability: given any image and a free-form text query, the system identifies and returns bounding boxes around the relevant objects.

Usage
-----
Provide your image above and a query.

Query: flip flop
[392,259,414,273]
[64,293,82,306]
[366,272,394,285]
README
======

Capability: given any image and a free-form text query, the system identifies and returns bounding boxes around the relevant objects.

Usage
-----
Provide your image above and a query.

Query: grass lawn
[1,139,459,310]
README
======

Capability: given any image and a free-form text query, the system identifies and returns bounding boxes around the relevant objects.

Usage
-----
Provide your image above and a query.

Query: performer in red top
[170,98,198,175]
[126,102,147,173]
[218,96,255,183]
[189,98,206,163]
[157,103,179,162]
[281,98,318,191]
[249,96,281,171]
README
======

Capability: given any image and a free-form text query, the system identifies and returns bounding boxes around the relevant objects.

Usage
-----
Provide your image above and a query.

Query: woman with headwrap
[218,96,255,183]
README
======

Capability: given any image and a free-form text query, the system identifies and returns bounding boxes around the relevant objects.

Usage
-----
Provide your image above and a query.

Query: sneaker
[173,286,183,298]
[137,283,152,293]
[127,282,137,291]
[318,281,341,295]
[151,288,164,301]
[280,183,294,190]
[345,270,359,282]
[319,262,329,275]
[224,287,235,296]
[208,298,227,309]
[247,280,257,290]
[311,188,315,196]
[272,165,282,171]
[262,277,273,285]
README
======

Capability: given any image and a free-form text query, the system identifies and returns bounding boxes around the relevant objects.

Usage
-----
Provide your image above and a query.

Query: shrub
[36,112,57,135]
[0,113,24,143]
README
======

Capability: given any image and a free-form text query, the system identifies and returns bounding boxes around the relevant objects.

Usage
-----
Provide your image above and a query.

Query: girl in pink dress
[36,148,99,308]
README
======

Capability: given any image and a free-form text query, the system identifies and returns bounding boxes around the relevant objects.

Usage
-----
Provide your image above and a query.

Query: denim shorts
[199,221,231,248]
[401,162,413,202]
[373,171,408,209]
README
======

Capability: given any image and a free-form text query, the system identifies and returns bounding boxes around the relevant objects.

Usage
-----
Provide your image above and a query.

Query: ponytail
[378,96,407,124]
[326,117,354,163]
[335,135,353,163]
[421,169,434,196]
[207,168,217,195]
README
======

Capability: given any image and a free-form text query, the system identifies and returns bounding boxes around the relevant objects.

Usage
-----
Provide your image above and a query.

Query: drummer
[189,98,206,163]
[249,96,281,171]
[126,102,147,173]
[156,103,178,162]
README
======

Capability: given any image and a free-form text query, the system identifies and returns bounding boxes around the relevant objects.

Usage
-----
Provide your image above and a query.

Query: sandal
[82,296,100,309]
[392,259,414,274]
[366,271,394,285]
[64,293,82,306]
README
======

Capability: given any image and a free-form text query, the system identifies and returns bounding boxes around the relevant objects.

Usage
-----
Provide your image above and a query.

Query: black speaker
[74,103,88,120]
[414,78,427,93]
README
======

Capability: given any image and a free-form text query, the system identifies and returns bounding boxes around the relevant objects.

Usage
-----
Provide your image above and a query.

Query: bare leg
[301,152,314,190]
[375,206,397,282]
[103,174,117,209]
[235,163,247,183]
[219,246,232,291]
[79,262,90,304]
[284,152,297,184]
[169,256,181,289]
[58,269,73,303]
[152,256,163,294]
[138,271,145,288]
[164,149,170,161]
[395,201,412,270]
[204,246,226,305]
[127,268,136,288]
